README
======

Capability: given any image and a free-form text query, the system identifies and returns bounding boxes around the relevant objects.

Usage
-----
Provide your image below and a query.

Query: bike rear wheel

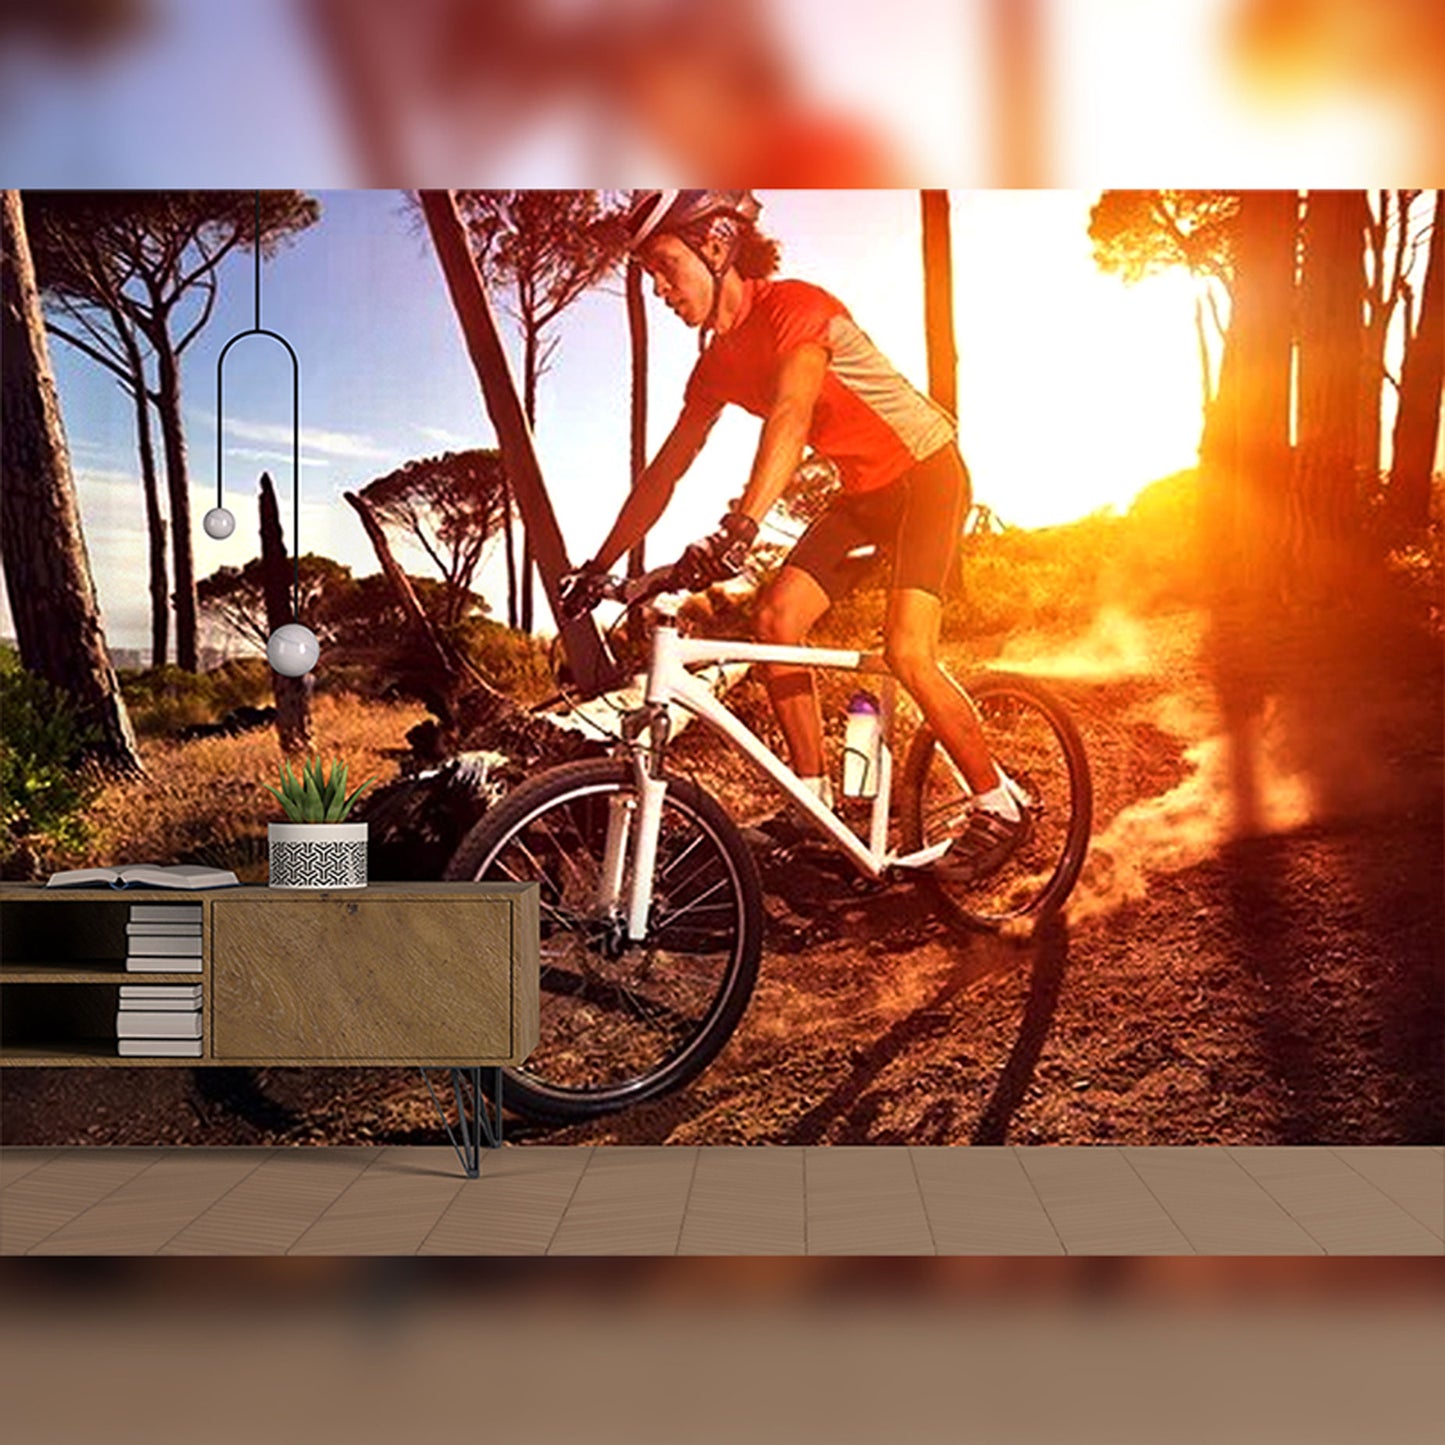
[898,671,1092,929]
[443,759,764,1124]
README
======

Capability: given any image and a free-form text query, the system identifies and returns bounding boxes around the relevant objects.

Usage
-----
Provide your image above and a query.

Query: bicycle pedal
[887,839,955,873]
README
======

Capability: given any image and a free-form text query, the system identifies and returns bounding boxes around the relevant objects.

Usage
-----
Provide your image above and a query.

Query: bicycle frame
[605,597,955,940]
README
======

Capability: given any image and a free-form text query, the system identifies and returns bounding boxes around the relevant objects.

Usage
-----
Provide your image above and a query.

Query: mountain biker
[559,188,1026,879]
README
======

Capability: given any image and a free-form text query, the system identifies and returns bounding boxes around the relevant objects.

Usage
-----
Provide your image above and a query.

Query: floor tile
[805,1147,934,1254]
[421,1147,591,1255]
[1229,1148,1443,1255]
[1,1150,165,1254]
[287,1148,468,1255]
[677,1147,806,1255]
[0,1148,63,1190]
[1328,1148,1444,1240]
[1121,1148,1323,1254]
[547,1147,697,1255]
[1016,1147,1193,1254]
[29,1150,270,1255]
[162,1148,378,1254]
[911,1147,1064,1254]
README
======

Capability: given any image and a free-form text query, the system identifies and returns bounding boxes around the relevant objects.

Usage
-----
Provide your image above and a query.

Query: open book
[46,863,239,891]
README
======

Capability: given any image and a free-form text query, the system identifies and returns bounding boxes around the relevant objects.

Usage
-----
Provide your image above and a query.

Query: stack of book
[126,903,202,973]
[116,983,203,1057]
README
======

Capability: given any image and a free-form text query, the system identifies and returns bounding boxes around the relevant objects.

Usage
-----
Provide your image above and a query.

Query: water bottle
[842,691,882,798]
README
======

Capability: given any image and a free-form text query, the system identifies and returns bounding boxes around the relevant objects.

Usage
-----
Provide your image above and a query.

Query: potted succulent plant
[265,756,375,889]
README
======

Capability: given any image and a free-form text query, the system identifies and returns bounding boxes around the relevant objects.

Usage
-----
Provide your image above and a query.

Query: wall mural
[2,188,1440,1148]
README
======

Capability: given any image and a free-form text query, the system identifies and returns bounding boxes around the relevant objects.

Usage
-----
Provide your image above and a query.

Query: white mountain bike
[445,565,1092,1124]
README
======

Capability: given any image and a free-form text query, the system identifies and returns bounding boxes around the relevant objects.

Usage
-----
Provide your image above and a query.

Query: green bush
[943,521,1105,643]
[204,656,274,713]
[0,649,99,852]
[941,474,1205,645]
[456,618,555,704]
[118,664,221,734]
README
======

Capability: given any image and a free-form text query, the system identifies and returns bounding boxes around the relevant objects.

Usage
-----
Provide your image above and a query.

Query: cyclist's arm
[735,342,829,525]
[589,398,721,572]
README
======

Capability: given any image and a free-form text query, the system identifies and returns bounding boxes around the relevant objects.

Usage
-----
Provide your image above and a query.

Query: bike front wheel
[898,671,1092,929]
[443,759,764,1124]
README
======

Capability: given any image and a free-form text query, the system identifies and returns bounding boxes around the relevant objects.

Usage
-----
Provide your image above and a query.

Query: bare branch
[173,226,244,296]
[411,521,450,579]
[43,316,131,380]
[174,271,219,354]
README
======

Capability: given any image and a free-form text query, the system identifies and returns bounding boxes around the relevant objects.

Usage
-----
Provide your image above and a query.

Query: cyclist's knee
[755,596,805,645]
[883,634,937,689]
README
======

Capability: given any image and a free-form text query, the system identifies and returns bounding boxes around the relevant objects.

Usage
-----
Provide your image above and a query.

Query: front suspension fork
[599,705,672,943]
[626,766,667,940]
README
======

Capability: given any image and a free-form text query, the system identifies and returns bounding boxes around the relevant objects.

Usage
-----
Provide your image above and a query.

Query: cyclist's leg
[884,587,998,793]
[880,443,1000,795]
[754,565,832,777]
[756,489,887,777]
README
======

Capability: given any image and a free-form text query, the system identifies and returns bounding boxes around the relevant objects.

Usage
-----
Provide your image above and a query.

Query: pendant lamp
[210,191,317,678]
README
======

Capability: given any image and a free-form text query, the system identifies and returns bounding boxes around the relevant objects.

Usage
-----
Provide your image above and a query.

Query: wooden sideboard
[0,881,538,1066]
[0,881,539,1171]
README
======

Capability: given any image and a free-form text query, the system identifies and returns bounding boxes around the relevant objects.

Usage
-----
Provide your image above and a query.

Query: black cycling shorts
[785,443,971,601]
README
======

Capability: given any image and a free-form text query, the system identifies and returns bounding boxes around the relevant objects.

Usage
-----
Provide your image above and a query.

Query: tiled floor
[2,1145,1440,1256]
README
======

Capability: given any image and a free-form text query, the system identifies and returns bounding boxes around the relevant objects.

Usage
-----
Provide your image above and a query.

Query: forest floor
[4,595,1441,1148]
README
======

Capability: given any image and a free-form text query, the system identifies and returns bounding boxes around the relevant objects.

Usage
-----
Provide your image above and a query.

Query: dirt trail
[4,607,1440,1147]
[526,605,1441,1147]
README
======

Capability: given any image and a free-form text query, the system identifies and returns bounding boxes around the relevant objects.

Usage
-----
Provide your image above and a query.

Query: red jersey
[684,278,955,494]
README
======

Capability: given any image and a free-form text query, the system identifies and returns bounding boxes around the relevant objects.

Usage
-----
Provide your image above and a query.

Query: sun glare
[954,194,1204,529]
[764,191,1207,532]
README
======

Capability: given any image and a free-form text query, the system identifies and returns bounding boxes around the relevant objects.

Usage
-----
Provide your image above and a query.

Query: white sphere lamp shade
[203,506,236,539]
[267,622,319,677]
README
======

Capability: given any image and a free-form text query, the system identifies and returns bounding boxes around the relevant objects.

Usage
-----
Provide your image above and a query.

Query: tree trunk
[119,327,169,668]
[1388,189,1445,535]
[1357,190,1390,486]
[258,471,312,754]
[920,190,958,419]
[626,257,648,578]
[1199,190,1297,601]
[0,190,142,776]
[500,476,519,628]
[417,190,616,694]
[1194,293,1214,419]
[519,324,538,633]
[1197,189,1298,836]
[1294,190,1367,566]
[520,529,534,632]
[152,337,199,670]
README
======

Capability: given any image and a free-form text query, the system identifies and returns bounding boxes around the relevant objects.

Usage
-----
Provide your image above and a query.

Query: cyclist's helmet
[625,189,761,258]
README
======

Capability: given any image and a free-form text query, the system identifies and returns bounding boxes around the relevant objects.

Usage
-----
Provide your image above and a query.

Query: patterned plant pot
[267,821,368,889]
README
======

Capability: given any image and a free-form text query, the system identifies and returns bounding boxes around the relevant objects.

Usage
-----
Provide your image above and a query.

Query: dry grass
[69,694,427,879]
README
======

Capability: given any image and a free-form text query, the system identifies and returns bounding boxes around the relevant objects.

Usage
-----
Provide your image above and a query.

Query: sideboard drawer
[213,898,513,1062]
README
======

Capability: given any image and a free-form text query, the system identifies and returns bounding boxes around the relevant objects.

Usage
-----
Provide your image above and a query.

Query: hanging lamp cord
[253,191,301,619]
[216,192,303,621]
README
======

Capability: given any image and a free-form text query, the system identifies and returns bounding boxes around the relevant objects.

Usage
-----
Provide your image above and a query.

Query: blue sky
[13,189,1227,652]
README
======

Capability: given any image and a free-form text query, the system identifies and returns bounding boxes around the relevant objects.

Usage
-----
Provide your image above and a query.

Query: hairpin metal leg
[417,1066,503,1178]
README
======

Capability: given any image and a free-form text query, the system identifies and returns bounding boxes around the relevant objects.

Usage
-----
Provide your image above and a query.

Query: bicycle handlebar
[596,562,688,609]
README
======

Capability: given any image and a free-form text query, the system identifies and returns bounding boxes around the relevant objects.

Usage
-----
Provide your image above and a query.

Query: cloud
[225,446,332,471]
[414,424,479,451]
[200,412,390,461]
[75,467,144,491]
